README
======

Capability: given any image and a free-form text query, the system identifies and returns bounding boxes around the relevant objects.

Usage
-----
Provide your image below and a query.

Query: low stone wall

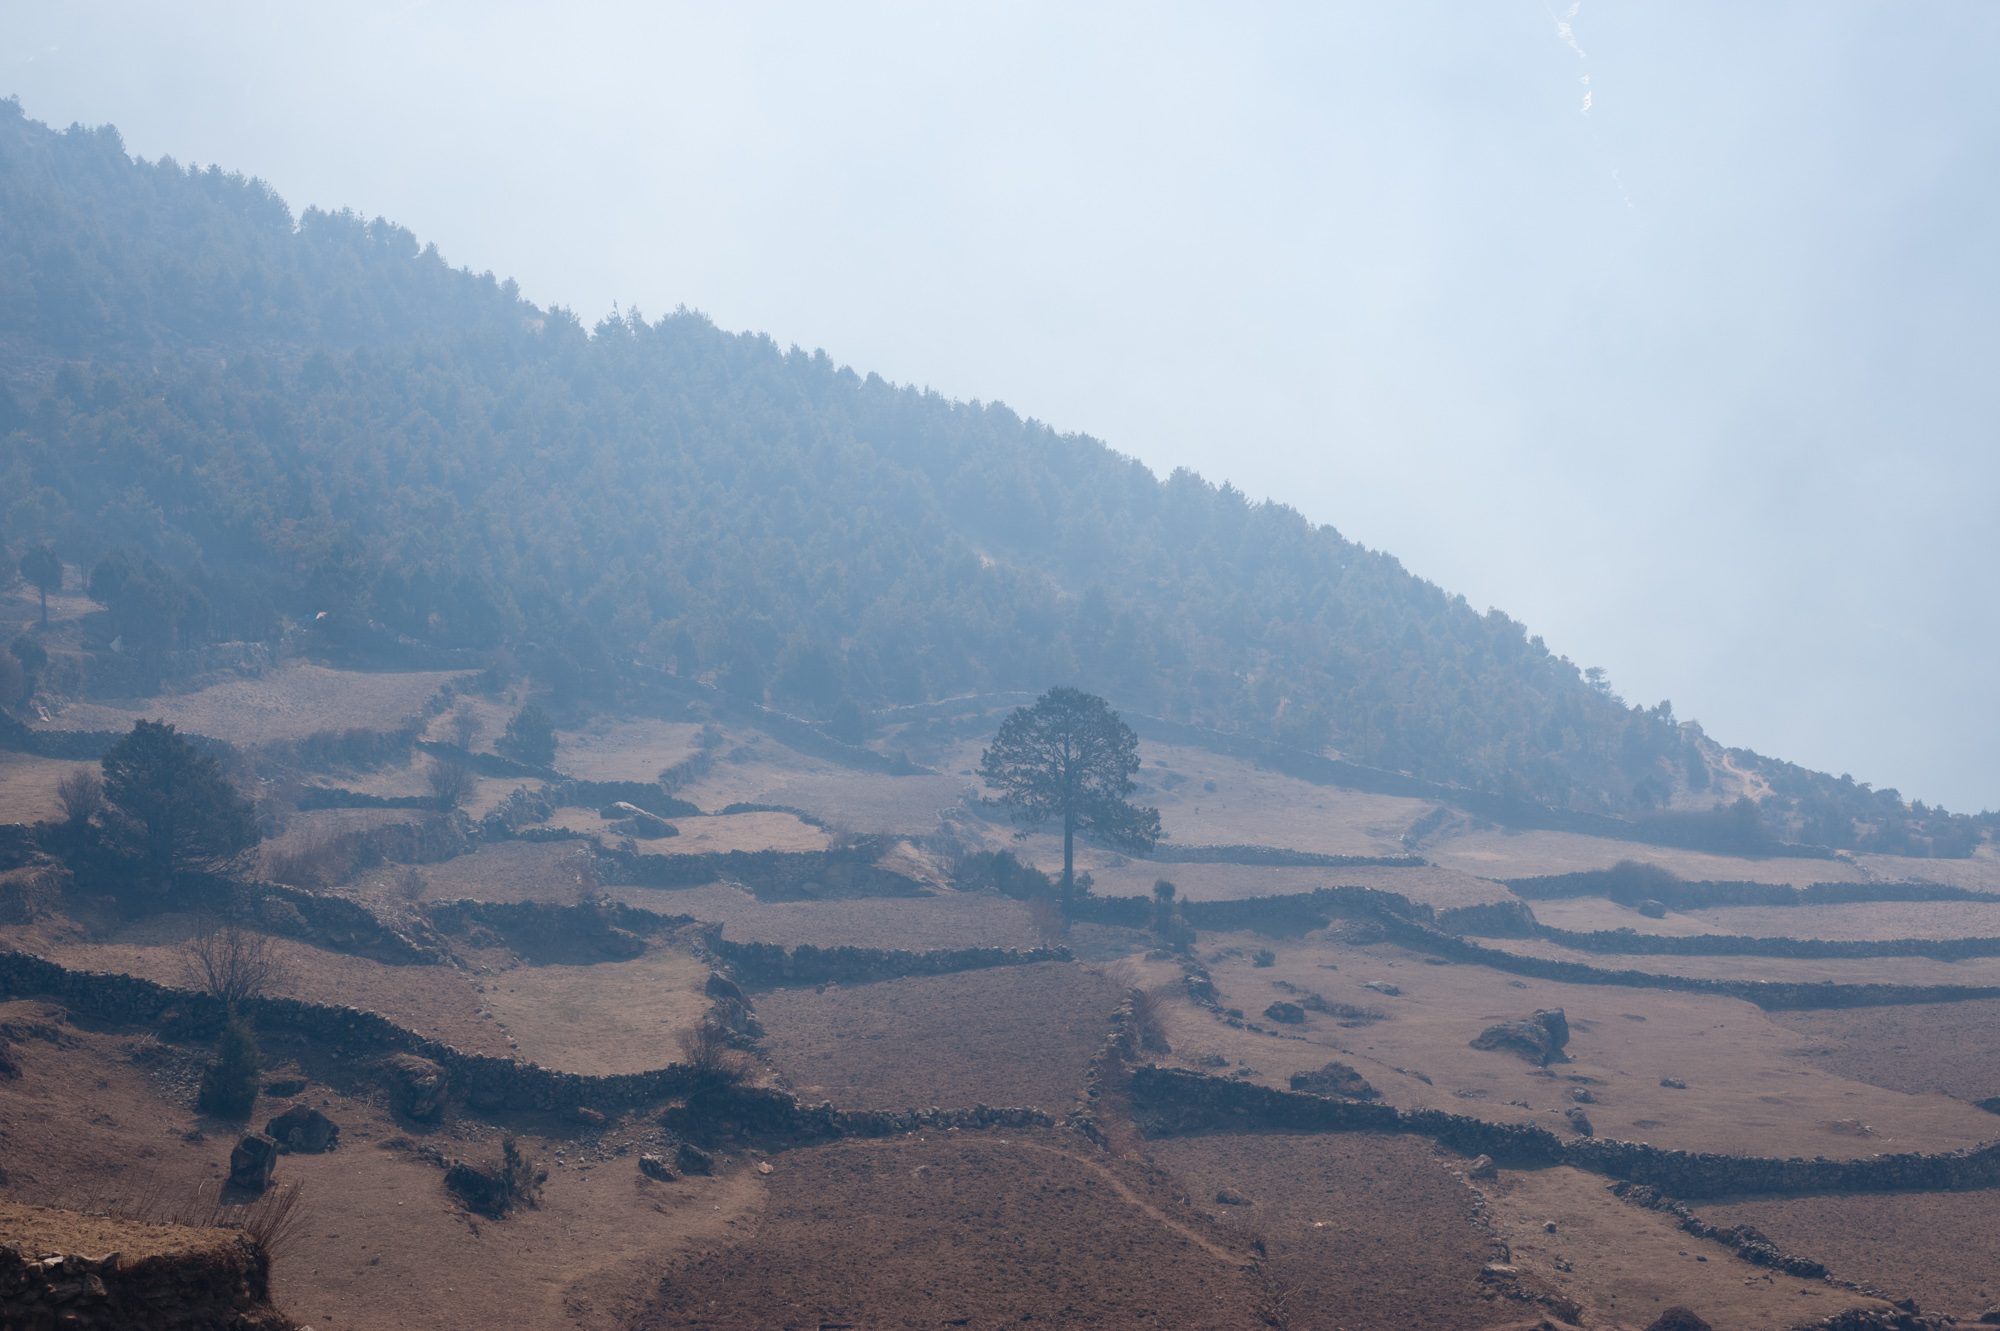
[1533,924,2000,962]
[0,1216,288,1330]
[660,1082,1053,1144]
[1610,1182,1827,1277]
[712,938,1069,988]
[1507,870,1994,907]
[1130,1066,2000,1199]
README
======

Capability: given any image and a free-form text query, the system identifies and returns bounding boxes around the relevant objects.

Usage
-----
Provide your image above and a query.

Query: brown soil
[1479,1166,1891,1331]
[1699,1189,2000,1318]
[1427,828,1870,885]
[627,1132,1267,1330]
[755,962,1121,1111]
[632,881,1037,949]
[1147,1131,1516,1331]
[473,945,712,1074]
[1767,999,2000,1101]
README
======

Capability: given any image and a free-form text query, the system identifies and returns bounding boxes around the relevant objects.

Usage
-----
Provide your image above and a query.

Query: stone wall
[712,938,1069,988]
[610,840,933,900]
[1507,869,1993,907]
[1532,924,2000,962]
[1129,1066,2000,1200]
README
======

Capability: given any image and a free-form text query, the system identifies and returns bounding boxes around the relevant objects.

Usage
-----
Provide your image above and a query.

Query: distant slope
[0,100,1985,852]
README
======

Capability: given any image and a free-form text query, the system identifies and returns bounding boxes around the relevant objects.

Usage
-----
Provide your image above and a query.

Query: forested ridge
[0,102,1983,852]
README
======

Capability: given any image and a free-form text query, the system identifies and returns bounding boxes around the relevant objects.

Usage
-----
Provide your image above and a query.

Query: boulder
[381,1053,449,1122]
[1466,1154,1498,1180]
[228,1132,279,1193]
[1570,1086,1595,1104]
[1213,1188,1251,1206]
[1262,1001,1306,1025]
[265,1103,339,1154]
[1564,1106,1595,1137]
[1361,979,1401,996]
[1288,1061,1381,1101]
[1660,1076,1688,1090]
[675,1141,714,1175]
[1644,1310,1713,1331]
[638,1153,675,1181]
[1470,1008,1570,1065]
[444,1160,509,1218]
[1975,1096,2000,1116]
[262,1076,308,1098]
[704,972,746,1003]
[1637,899,1668,919]
[604,803,677,838]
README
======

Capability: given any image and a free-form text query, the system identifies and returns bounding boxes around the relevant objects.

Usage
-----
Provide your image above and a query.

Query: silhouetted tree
[18,544,60,626]
[197,1011,261,1119]
[979,687,1160,909]
[101,720,259,888]
[496,703,557,768]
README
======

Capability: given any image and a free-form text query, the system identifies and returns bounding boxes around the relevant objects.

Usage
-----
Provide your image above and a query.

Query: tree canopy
[980,687,1161,906]
[100,719,260,888]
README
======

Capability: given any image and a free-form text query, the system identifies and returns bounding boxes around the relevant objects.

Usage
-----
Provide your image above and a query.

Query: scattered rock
[1213,1188,1251,1206]
[264,1103,339,1154]
[1471,1009,1570,1065]
[228,1132,279,1193]
[1467,1155,1498,1180]
[1644,1309,1713,1331]
[638,1153,675,1181]
[381,1053,449,1121]
[1288,1061,1381,1101]
[1660,1077,1687,1090]
[1564,1107,1595,1137]
[1262,1001,1306,1025]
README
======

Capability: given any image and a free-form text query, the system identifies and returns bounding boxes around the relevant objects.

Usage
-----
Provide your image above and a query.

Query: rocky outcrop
[1288,1062,1380,1101]
[264,1104,338,1154]
[1262,1001,1305,1025]
[1470,1009,1570,1065]
[380,1054,449,1122]
[226,1134,277,1194]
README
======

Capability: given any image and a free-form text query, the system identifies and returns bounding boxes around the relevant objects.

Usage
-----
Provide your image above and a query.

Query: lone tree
[19,544,61,627]
[979,687,1160,910]
[497,703,557,769]
[102,720,260,889]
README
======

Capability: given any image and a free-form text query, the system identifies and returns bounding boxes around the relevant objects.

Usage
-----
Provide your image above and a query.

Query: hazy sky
[6,2,1997,811]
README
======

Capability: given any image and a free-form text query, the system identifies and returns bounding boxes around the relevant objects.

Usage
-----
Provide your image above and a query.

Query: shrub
[197,1013,262,1119]
[496,704,557,769]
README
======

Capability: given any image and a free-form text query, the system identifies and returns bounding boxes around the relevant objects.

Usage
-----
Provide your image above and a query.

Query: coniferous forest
[0,102,1980,854]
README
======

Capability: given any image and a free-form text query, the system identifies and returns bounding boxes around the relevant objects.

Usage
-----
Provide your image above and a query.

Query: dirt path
[1007,1137,1253,1266]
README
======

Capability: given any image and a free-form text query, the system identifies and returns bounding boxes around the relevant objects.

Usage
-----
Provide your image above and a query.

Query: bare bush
[182,921,285,1007]
[55,768,104,826]
[1127,985,1170,1055]
[677,1017,749,1090]
[393,866,429,902]
[447,705,483,751]
[425,756,476,810]
[121,1178,310,1261]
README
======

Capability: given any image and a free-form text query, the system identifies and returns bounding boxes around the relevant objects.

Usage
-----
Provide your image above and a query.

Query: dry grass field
[1147,1131,1511,1331]
[0,750,96,822]
[1478,936,2000,987]
[1426,827,1871,885]
[1081,858,1515,909]
[1765,998,2000,1101]
[628,1133,1268,1331]
[473,945,712,1075]
[544,807,829,854]
[1698,1189,2000,1319]
[1530,896,2000,941]
[756,961,1122,1111]
[629,882,1038,949]
[553,714,709,783]
[1153,931,2000,1157]
[34,663,464,747]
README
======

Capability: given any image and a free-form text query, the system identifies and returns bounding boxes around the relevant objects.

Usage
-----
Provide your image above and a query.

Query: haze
[6,0,1995,810]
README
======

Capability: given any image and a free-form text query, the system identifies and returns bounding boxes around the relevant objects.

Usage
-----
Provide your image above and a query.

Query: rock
[1644,1309,1714,1331]
[638,1153,675,1181]
[1213,1188,1251,1206]
[755,1160,774,1176]
[1660,1076,1688,1090]
[675,1141,714,1175]
[1564,1106,1595,1137]
[262,1076,308,1098]
[264,1103,339,1154]
[1262,1001,1306,1025]
[1361,979,1401,996]
[1194,1053,1229,1068]
[1977,1308,2000,1325]
[1570,1087,1595,1104]
[381,1053,449,1121]
[570,1106,607,1128]
[1637,899,1668,919]
[1288,1061,1381,1101]
[228,1132,279,1193]
[444,1160,509,1218]
[604,803,677,838]
[704,972,746,1003]
[1466,1154,1498,1180]
[1471,1009,1571,1065]
[1975,1096,2000,1116]
[1543,1220,1558,1233]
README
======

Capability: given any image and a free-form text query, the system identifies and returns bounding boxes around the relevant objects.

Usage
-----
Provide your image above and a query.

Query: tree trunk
[1061,806,1075,914]
[38,587,48,627]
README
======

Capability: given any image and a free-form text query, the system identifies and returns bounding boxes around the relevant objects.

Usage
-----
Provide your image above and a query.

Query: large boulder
[381,1053,450,1121]
[1262,1001,1306,1025]
[265,1103,339,1154]
[603,802,677,839]
[1288,1061,1381,1101]
[1645,1310,1713,1331]
[228,1132,279,1193]
[1470,1008,1570,1065]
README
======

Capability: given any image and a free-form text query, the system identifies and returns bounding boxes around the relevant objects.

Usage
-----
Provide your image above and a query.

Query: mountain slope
[0,101,1983,852]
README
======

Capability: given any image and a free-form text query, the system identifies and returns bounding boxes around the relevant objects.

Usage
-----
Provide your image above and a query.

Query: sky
[5,2,1997,811]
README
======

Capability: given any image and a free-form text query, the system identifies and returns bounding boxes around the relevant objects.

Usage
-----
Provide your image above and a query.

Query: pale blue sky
[6,2,1996,810]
